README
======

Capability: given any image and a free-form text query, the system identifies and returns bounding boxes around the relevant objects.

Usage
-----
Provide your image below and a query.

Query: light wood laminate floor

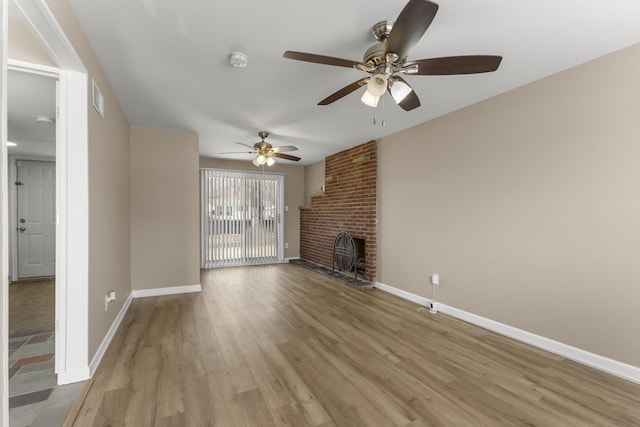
[74,264,640,426]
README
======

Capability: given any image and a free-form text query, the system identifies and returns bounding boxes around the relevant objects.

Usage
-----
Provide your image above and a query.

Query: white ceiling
[66,0,640,165]
[6,70,56,158]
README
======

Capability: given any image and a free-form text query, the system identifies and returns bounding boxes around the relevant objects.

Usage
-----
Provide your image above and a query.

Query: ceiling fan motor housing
[363,43,386,66]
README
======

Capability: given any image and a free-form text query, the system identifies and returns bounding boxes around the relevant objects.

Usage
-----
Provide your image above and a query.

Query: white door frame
[3,0,89,394]
[2,1,9,423]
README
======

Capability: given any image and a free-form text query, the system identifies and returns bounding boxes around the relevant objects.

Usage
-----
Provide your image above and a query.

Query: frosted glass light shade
[390,80,412,103]
[361,90,380,108]
[367,74,387,96]
[256,154,266,165]
[252,157,261,166]
[266,156,275,166]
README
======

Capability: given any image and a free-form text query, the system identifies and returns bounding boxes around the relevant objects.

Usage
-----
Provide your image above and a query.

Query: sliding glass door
[201,168,284,267]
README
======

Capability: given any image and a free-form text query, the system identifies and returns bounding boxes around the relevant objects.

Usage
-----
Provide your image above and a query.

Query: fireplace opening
[332,231,366,280]
[353,237,365,277]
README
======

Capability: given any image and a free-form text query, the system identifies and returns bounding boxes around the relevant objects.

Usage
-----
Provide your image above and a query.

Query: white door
[16,160,56,278]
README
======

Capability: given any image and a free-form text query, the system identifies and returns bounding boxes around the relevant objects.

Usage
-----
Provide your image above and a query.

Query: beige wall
[303,159,325,207]
[7,18,56,66]
[378,43,640,367]
[44,0,132,358]
[199,157,304,259]
[131,127,200,290]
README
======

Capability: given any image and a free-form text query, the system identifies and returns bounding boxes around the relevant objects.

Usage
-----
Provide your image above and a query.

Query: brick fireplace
[300,140,377,282]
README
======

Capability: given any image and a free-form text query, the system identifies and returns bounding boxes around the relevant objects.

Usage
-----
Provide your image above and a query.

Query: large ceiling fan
[283,0,502,111]
[220,132,300,166]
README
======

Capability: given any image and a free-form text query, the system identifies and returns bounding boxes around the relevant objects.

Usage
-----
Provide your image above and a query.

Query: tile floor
[9,332,84,427]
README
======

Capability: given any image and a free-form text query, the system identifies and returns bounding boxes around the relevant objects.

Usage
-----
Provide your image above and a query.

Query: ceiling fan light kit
[221,131,301,166]
[283,0,502,112]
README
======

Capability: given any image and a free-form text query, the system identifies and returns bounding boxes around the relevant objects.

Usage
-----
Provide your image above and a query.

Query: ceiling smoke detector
[35,115,55,124]
[229,51,248,68]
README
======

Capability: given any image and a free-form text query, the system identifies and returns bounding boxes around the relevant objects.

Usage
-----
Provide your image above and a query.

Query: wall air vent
[92,78,105,119]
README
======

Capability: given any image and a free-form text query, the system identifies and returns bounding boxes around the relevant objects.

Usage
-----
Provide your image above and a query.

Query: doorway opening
[3,0,90,423]
[6,67,59,420]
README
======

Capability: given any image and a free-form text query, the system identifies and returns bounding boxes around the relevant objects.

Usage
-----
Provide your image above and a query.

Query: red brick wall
[300,140,377,282]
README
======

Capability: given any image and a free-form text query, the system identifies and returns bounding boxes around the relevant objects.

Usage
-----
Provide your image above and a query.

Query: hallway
[8,279,83,426]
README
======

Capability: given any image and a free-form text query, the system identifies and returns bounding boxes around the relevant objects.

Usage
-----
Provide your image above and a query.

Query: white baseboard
[374,281,640,385]
[374,281,433,307]
[57,365,92,385]
[131,283,202,298]
[87,283,203,378]
[88,292,133,377]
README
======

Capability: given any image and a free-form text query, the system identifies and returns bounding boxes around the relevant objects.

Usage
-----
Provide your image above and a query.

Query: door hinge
[15,181,23,186]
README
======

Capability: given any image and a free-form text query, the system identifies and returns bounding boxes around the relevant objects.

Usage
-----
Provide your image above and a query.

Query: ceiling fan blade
[234,141,256,150]
[273,152,301,161]
[272,145,298,153]
[283,51,361,68]
[384,0,439,60]
[318,78,369,105]
[408,55,503,75]
[389,76,421,111]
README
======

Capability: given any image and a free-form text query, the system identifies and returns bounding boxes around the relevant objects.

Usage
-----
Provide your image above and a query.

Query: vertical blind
[201,168,284,268]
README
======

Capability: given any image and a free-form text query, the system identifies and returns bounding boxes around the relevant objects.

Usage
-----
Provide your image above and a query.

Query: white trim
[374,281,640,385]
[88,292,133,377]
[132,284,202,299]
[56,70,89,384]
[7,58,59,77]
[374,281,432,307]
[11,0,85,72]
[56,365,90,385]
[2,1,9,424]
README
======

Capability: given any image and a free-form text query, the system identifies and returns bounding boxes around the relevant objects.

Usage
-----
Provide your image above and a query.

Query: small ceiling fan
[283,0,502,111]
[220,131,300,166]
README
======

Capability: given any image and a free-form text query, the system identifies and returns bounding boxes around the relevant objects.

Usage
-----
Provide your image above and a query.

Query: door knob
[19,218,26,223]
[19,227,26,233]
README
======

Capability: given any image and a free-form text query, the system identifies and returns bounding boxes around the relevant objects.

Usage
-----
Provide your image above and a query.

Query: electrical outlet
[285,242,289,249]
[431,273,440,286]
[105,290,116,311]
[429,301,438,314]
